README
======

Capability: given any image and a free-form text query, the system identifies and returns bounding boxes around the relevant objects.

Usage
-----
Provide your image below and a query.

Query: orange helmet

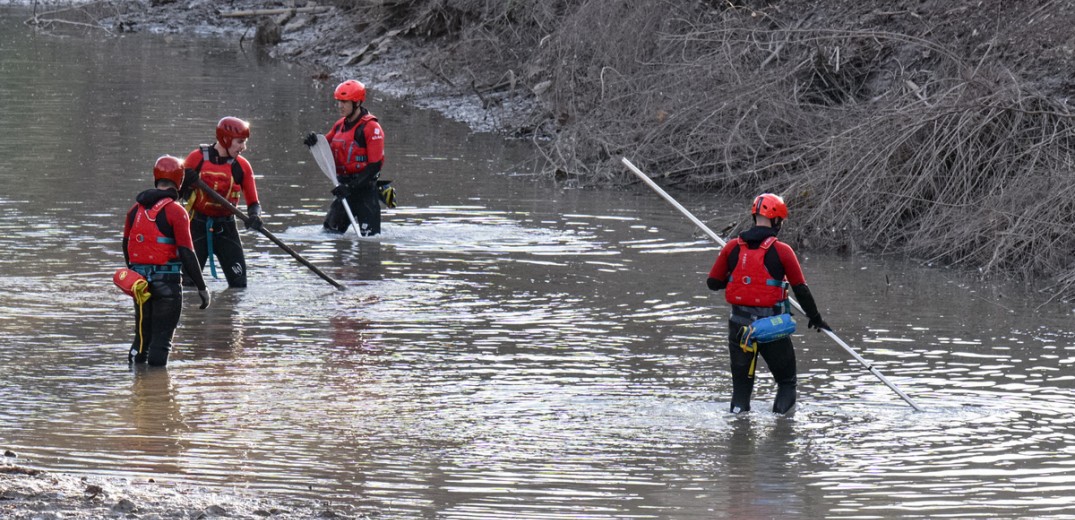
[153,155,185,189]
[751,193,788,220]
[334,80,366,103]
[216,116,250,149]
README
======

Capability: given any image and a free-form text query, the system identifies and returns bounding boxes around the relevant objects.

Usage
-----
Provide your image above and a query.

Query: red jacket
[184,145,259,217]
[326,112,384,176]
[709,229,805,308]
[124,191,194,265]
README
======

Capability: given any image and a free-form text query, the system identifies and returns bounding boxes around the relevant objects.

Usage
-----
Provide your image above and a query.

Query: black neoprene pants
[130,280,182,367]
[190,213,247,288]
[726,319,798,414]
[324,181,380,236]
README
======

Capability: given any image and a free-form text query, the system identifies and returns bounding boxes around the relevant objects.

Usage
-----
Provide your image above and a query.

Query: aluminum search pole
[621,157,923,412]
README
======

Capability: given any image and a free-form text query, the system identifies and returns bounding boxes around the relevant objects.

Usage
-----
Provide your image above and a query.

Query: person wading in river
[123,156,210,366]
[303,79,388,236]
[180,116,264,288]
[706,193,831,414]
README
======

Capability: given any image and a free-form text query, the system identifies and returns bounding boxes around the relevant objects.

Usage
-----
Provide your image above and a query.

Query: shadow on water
[2,8,1075,519]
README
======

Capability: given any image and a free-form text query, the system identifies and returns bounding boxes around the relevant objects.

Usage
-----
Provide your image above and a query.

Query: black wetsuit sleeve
[344,161,382,188]
[707,277,727,291]
[363,160,382,178]
[179,168,199,200]
[791,284,820,318]
[178,247,207,291]
[122,207,136,266]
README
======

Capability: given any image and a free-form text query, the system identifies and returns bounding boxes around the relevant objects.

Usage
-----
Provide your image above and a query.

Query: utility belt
[130,262,182,283]
[337,172,376,187]
[732,301,796,379]
[731,302,790,323]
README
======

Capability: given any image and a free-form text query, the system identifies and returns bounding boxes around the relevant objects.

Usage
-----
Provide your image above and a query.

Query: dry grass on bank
[349,0,1075,296]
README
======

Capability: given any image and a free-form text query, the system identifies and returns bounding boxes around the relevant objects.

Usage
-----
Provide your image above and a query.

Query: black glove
[245,214,263,231]
[245,203,263,230]
[808,314,831,332]
[303,132,318,147]
[331,183,352,198]
[181,169,199,192]
[198,289,211,310]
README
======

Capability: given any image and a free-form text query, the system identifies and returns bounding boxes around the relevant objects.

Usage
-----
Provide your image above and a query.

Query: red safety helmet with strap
[334,80,366,103]
[153,155,184,189]
[216,116,250,149]
[751,193,788,220]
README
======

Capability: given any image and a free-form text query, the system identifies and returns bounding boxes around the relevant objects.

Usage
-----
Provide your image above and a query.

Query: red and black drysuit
[324,108,385,236]
[181,145,261,288]
[706,226,826,414]
[123,188,207,366]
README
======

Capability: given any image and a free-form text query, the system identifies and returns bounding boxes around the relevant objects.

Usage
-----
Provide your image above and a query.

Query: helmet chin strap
[347,102,361,120]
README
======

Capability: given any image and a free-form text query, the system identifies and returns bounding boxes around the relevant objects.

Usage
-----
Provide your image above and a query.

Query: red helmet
[216,116,250,149]
[751,193,788,220]
[334,80,366,103]
[153,155,185,189]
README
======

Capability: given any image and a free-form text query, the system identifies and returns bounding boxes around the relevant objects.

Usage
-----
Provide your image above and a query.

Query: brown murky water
[2,9,1075,519]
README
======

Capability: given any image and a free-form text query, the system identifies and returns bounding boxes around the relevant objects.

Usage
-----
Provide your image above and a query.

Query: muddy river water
[2,10,1075,519]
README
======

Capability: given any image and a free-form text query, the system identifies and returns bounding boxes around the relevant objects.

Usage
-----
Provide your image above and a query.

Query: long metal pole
[194,179,344,290]
[621,157,923,411]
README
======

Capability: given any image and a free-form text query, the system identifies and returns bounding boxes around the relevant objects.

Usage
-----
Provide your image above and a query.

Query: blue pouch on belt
[739,313,796,377]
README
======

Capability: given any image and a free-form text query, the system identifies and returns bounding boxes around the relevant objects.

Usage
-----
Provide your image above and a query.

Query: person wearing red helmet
[303,79,386,236]
[123,155,210,366]
[180,116,263,288]
[706,193,831,414]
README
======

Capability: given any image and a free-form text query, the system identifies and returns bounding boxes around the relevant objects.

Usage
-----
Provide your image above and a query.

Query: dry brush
[343,0,1075,295]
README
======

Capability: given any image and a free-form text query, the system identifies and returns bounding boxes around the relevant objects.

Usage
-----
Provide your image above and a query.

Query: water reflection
[2,8,1075,519]
[178,289,247,362]
[125,367,185,475]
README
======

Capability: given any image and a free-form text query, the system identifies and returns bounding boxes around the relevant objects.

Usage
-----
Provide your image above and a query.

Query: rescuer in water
[122,155,210,366]
[706,193,832,414]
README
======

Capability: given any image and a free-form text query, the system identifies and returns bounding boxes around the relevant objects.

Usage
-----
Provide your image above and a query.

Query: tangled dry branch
[392,0,1075,296]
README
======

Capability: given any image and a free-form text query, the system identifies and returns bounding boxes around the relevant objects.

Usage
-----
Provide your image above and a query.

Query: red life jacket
[191,146,243,217]
[128,198,179,265]
[725,236,789,308]
[329,113,378,175]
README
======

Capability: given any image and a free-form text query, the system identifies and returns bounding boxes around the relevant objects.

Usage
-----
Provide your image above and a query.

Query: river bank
[1,458,358,519]
[72,0,1075,295]
[7,4,1075,320]
[5,3,1075,519]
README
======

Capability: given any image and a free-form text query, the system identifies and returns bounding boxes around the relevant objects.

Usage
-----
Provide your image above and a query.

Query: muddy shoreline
[1,458,359,519]
[14,0,543,134]
[118,0,539,135]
